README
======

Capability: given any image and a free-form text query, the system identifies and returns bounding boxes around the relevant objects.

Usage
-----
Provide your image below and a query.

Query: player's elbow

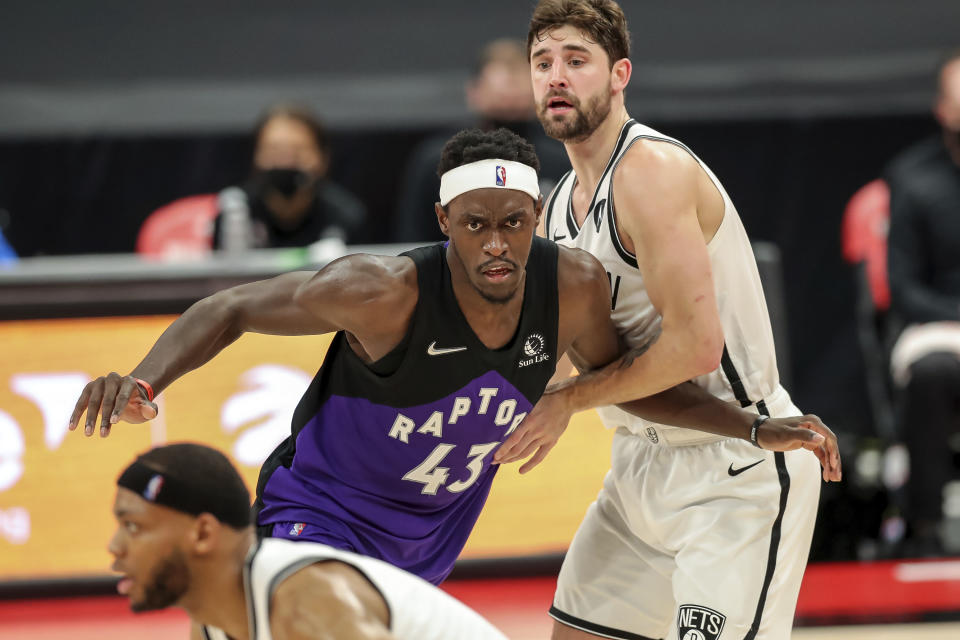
[663,313,724,377]
[690,325,725,376]
[668,319,723,378]
[199,287,246,333]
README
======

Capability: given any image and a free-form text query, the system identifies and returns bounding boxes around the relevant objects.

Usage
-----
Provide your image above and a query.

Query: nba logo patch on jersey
[143,474,164,501]
[289,522,306,537]
[496,165,506,186]
[645,427,659,444]
[677,604,726,640]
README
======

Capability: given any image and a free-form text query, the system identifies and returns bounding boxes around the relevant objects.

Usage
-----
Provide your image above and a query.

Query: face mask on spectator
[259,168,316,198]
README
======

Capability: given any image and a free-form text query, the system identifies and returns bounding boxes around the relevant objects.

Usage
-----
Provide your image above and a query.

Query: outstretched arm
[494,247,840,480]
[69,254,416,437]
[616,386,840,481]
[69,270,324,436]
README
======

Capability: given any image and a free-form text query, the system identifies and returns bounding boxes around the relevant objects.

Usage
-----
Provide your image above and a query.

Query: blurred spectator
[0,227,15,263]
[886,48,960,555]
[393,38,569,242]
[214,104,366,251]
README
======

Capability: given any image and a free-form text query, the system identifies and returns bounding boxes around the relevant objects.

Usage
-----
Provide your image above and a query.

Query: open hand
[68,373,158,438]
[493,389,572,474]
[758,414,841,482]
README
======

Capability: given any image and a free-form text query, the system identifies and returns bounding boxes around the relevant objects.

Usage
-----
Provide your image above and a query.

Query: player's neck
[564,106,631,192]
[180,535,255,639]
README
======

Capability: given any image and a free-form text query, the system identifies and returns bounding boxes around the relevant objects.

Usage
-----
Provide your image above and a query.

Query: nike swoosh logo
[728,460,764,476]
[427,341,468,356]
[552,233,567,241]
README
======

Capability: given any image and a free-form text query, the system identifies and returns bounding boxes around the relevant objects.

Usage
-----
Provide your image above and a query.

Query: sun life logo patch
[524,333,544,357]
[519,333,549,368]
[677,604,726,640]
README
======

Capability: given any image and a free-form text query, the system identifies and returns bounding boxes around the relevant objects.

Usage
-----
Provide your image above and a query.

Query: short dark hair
[437,128,540,178]
[252,103,329,155]
[137,443,251,529]
[527,0,631,68]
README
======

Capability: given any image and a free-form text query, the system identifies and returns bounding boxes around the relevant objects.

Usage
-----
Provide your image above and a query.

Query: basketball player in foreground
[495,2,839,638]
[110,442,508,639]
[74,128,836,588]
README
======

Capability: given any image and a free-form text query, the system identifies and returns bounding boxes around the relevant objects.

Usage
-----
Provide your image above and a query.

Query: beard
[131,548,191,613]
[449,242,522,305]
[476,283,520,305]
[537,84,612,143]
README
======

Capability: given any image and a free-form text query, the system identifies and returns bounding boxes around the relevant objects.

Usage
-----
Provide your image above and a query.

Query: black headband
[117,459,250,529]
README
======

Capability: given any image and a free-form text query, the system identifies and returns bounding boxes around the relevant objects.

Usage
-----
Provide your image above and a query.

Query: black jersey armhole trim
[606,178,638,269]
[564,176,580,239]
[563,120,637,240]
[243,538,263,640]
[591,119,637,212]
[720,345,752,409]
[550,605,662,640]
[605,133,698,270]
[545,170,572,238]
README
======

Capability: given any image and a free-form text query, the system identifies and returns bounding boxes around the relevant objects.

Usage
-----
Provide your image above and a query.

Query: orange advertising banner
[0,316,612,581]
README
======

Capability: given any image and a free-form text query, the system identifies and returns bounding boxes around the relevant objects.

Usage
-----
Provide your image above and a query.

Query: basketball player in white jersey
[494,2,841,639]
[109,443,507,640]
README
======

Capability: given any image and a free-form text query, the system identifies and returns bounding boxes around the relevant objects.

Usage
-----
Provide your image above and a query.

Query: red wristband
[133,378,155,402]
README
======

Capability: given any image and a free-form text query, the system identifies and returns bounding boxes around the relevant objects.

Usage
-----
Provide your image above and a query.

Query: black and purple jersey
[253,237,559,584]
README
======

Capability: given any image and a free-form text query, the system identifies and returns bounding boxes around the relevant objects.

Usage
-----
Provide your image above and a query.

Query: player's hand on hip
[68,372,159,438]
[493,389,572,474]
[758,414,841,482]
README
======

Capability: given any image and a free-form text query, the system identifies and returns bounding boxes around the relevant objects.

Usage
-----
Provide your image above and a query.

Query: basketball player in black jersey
[72,128,833,585]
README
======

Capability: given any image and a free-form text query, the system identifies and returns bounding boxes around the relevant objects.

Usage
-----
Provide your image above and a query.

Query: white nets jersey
[201,538,507,640]
[544,119,781,444]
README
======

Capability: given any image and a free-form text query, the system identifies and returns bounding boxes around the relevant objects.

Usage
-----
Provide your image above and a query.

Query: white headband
[439,158,540,206]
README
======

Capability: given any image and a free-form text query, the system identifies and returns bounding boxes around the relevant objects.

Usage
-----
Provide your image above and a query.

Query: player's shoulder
[617,136,699,187]
[556,244,609,303]
[320,253,418,304]
[270,560,390,639]
[611,137,700,215]
[329,252,416,280]
[270,559,346,607]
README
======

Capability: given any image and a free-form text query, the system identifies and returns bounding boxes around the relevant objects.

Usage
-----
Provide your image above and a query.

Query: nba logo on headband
[143,474,164,501]
[438,158,538,206]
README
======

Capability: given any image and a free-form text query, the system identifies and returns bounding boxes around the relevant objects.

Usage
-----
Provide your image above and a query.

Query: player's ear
[188,513,221,556]
[611,58,632,94]
[435,202,451,237]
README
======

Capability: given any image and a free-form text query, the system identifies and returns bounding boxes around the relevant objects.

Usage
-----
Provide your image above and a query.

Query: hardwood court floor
[1,589,958,640]
[4,559,960,640]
